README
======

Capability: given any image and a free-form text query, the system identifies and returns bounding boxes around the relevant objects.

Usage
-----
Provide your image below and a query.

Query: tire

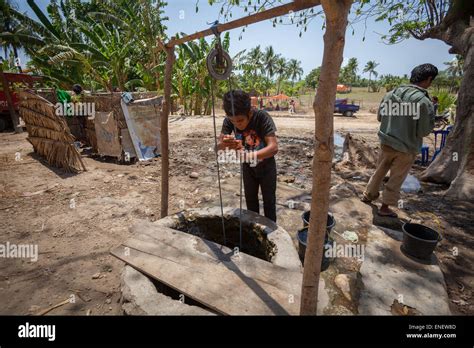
[343,110,353,117]
[206,49,233,80]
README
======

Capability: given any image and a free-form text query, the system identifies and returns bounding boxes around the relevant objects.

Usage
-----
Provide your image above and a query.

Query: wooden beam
[160,41,175,218]
[165,0,321,48]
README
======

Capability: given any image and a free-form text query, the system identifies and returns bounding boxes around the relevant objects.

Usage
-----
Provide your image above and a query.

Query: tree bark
[420,18,474,201]
[300,0,352,315]
[161,44,175,218]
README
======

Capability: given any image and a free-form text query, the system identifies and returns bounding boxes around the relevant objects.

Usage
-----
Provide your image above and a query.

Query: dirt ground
[0,110,472,315]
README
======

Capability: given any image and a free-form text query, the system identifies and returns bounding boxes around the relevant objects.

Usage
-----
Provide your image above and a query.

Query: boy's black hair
[410,64,438,84]
[223,90,251,117]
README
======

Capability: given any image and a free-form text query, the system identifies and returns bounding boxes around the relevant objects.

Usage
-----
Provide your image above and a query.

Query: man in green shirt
[362,63,437,217]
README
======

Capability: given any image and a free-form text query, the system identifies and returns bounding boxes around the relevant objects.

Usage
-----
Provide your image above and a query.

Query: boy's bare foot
[377,204,398,218]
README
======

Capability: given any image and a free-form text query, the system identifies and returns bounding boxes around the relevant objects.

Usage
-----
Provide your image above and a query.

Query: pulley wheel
[206,48,233,80]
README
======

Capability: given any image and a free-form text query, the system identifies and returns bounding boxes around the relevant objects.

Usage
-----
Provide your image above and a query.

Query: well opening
[172,215,276,262]
[147,215,276,313]
[121,209,303,315]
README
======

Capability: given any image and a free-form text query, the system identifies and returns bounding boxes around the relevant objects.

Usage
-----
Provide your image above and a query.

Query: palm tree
[263,46,278,82]
[346,57,358,85]
[0,0,24,72]
[3,0,167,91]
[287,59,303,87]
[274,57,288,94]
[363,60,379,92]
[90,0,168,91]
[245,45,263,79]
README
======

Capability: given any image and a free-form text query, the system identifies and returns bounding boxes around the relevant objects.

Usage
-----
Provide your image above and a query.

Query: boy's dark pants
[242,157,277,222]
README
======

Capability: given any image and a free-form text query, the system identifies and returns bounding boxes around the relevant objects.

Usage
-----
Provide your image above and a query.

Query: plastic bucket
[297,227,333,271]
[401,223,441,260]
[301,211,336,233]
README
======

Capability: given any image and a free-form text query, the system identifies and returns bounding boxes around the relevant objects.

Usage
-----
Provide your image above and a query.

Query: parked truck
[334,98,360,117]
[0,73,43,131]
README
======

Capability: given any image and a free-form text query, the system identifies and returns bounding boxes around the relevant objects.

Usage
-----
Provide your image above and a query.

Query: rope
[227,79,243,251]
[207,26,242,251]
[210,79,227,246]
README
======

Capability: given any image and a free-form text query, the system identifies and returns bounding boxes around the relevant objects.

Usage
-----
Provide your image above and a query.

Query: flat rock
[334,274,353,302]
[121,266,214,315]
[358,226,451,315]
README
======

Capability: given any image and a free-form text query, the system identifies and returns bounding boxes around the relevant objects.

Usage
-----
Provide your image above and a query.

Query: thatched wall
[18,90,86,172]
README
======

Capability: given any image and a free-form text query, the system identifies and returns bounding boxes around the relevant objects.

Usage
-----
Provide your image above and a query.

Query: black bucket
[401,223,441,260]
[297,227,333,271]
[301,211,336,234]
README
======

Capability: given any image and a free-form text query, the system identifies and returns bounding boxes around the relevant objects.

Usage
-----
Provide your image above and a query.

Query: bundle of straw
[19,90,86,173]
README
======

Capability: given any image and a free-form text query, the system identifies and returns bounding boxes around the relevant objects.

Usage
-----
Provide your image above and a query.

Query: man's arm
[377,93,390,122]
[416,99,435,138]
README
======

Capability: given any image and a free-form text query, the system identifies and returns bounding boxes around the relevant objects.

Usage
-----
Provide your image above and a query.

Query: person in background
[71,84,83,103]
[289,99,296,114]
[361,63,437,218]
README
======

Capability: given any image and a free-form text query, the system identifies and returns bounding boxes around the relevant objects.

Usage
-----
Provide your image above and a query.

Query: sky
[13,0,455,78]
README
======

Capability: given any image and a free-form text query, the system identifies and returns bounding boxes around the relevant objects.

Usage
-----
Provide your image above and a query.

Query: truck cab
[0,72,43,131]
[334,98,360,117]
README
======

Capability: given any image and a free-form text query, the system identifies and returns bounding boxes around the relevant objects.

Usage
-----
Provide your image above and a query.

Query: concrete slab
[358,226,451,315]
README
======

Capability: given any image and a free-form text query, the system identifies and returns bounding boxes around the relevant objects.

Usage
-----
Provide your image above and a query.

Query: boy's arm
[252,134,278,161]
[217,118,242,151]
[217,133,242,151]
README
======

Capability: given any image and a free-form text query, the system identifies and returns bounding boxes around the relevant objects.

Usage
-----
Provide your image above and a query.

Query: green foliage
[433,89,456,114]
[379,74,409,91]
[339,57,358,85]
[2,0,168,91]
[304,67,321,89]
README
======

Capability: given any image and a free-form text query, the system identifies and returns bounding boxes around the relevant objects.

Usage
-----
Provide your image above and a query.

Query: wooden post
[0,66,22,133]
[300,0,352,315]
[160,40,175,218]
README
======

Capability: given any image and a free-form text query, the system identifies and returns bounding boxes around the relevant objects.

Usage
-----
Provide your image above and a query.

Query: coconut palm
[245,45,263,79]
[363,60,379,92]
[287,59,303,87]
[263,45,279,81]
[345,57,358,85]
[274,57,288,94]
